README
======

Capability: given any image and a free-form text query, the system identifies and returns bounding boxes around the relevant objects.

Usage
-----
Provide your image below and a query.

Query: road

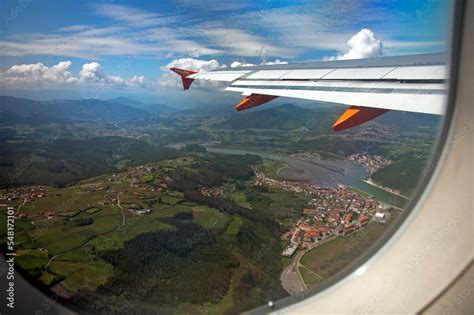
[46,192,127,268]
[114,122,126,133]
[116,191,126,229]
[280,237,335,295]
[281,250,307,295]
[15,197,27,216]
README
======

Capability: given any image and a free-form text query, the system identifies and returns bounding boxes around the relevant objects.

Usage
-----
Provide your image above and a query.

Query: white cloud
[160,39,223,58]
[261,59,288,66]
[382,40,445,55]
[162,58,223,73]
[197,27,295,57]
[0,25,224,60]
[57,24,93,32]
[158,58,225,89]
[78,62,146,87]
[128,75,145,86]
[329,28,383,60]
[6,61,78,84]
[94,4,171,28]
[1,61,145,89]
[230,61,256,68]
[0,36,137,59]
[79,62,107,82]
[229,6,354,52]
[230,59,287,68]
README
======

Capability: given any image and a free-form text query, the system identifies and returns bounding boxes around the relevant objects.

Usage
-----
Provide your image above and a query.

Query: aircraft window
[0,0,459,314]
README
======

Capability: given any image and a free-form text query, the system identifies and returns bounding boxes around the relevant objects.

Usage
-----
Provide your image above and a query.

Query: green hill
[0,96,148,125]
[0,137,182,187]
[108,97,177,116]
[214,104,341,131]
[376,111,442,130]
[372,152,429,196]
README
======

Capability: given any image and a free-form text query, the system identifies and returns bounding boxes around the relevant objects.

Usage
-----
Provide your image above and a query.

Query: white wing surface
[171,52,448,131]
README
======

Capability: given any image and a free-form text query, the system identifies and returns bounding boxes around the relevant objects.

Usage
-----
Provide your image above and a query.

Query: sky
[0,0,453,105]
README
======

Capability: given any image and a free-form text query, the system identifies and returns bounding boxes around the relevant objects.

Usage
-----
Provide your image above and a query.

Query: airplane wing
[170,52,448,131]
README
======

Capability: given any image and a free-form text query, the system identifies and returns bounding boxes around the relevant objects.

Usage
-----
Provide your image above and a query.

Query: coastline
[363,178,410,200]
[169,143,408,207]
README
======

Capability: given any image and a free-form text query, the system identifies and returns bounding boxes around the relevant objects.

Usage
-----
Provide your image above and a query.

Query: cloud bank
[7,61,78,84]
[1,61,145,89]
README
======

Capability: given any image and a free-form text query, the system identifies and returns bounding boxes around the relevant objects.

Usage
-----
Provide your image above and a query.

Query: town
[0,185,49,205]
[0,164,168,221]
[254,172,390,257]
[348,153,392,175]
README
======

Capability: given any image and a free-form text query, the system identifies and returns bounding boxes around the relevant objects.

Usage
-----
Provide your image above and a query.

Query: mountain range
[214,103,441,132]
[108,97,178,116]
[214,104,342,131]
[0,96,149,124]
[0,95,441,131]
[0,96,182,125]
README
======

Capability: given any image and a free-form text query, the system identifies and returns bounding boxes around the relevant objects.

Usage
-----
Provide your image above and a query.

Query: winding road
[45,191,127,268]
[15,197,27,216]
[281,250,307,294]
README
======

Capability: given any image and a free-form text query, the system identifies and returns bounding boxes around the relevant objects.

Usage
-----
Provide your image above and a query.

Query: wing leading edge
[170,52,448,131]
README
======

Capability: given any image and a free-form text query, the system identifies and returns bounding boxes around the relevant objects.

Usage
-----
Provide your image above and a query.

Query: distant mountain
[172,103,236,117]
[109,96,178,116]
[107,97,147,108]
[172,100,324,118]
[0,96,148,124]
[215,101,443,132]
[375,110,442,130]
[214,104,341,130]
[140,103,178,116]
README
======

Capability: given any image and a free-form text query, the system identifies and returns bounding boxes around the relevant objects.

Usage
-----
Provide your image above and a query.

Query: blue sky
[0,0,452,105]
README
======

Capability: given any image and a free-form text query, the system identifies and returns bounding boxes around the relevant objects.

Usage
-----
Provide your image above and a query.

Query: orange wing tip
[333,106,389,131]
[235,94,278,111]
[170,67,198,90]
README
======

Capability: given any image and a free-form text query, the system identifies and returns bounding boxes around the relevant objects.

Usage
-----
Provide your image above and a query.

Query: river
[167,144,408,208]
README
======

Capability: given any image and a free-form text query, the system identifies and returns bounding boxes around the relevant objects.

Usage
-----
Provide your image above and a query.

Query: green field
[16,255,49,270]
[300,211,400,281]
[85,207,102,214]
[256,159,287,179]
[48,259,114,293]
[298,265,324,287]
[192,206,230,230]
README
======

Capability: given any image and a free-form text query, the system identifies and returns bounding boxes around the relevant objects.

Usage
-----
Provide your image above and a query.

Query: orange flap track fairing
[235,94,279,111]
[333,106,389,131]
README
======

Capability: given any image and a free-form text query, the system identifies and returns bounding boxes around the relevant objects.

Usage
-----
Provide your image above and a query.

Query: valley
[0,96,442,313]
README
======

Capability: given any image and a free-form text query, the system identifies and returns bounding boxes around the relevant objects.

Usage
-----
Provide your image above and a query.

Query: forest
[0,137,182,187]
